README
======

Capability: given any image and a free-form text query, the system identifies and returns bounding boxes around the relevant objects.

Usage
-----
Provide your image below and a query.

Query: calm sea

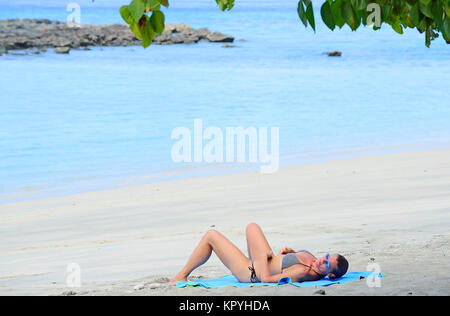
[1,0,449,203]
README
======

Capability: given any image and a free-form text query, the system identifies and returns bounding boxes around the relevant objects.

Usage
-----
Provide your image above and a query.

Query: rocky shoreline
[0,19,235,55]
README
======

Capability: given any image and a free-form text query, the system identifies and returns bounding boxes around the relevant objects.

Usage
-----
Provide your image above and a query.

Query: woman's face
[316,253,338,275]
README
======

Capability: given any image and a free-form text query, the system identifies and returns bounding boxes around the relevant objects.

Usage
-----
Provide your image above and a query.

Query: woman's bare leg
[246,223,273,261]
[245,223,275,281]
[169,229,251,285]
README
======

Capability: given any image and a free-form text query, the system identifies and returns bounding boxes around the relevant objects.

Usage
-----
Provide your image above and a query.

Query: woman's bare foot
[168,274,187,285]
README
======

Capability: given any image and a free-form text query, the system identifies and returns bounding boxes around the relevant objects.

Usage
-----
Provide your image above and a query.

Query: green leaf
[342,1,358,30]
[419,0,432,5]
[391,21,404,34]
[297,1,308,27]
[129,0,146,22]
[443,18,450,41]
[382,4,392,21]
[216,0,234,11]
[159,0,169,8]
[305,1,316,31]
[418,17,427,31]
[403,15,415,28]
[217,0,226,11]
[130,21,143,40]
[360,7,369,26]
[354,8,364,25]
[410,2,420,25]
[351,0,367,11]
[331,0,346,28]
[420,2,433,18]
[150,10,165,35]
[141,21,156,48]
[297,0,308,27]
[120,5,134,24]
[445,2,450,18]
[227,0,235,10]
[358,0,368,11]
[146,0,161,12]
[321,1,336,30]
[431,0,444,29]
[130,15,156,48]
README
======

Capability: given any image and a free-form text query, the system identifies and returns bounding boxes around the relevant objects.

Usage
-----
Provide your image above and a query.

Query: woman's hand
[253,250,274,263]
[277,247,296,256]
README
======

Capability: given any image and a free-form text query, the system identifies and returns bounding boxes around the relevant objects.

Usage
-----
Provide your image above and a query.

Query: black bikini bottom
[248,261,258,283]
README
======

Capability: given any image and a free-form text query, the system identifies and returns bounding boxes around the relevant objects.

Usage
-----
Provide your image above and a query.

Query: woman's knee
[246,222,260,233]
[204,229,219,242]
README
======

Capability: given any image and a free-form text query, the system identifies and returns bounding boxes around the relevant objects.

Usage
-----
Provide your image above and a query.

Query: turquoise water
[1,1,449,202]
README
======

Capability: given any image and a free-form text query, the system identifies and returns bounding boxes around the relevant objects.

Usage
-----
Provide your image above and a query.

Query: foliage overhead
[120,0,168,48]
[121,0,450,48]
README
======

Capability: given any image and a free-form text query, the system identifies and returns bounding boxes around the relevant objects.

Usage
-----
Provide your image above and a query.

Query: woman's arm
[260,273,285,283]
[255,251,304,283]
[258,260,307,283]
[277,247,296,256]
[254,251,274,282]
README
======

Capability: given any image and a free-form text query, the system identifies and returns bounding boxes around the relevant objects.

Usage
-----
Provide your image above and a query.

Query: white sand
[1,148,449,296]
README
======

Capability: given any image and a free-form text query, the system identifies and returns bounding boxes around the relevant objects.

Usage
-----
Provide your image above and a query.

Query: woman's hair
[332,254,349,279]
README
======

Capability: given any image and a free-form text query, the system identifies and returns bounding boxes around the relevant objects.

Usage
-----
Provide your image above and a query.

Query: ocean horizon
[1,0,449,203]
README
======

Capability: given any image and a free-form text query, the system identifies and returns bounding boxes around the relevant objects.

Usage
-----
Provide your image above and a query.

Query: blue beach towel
[177,272,383,288]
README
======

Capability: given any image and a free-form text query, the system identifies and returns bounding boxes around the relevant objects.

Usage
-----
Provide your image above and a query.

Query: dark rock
[324,51,342,57]
[207,32,234,43]
[222,44,237,48]
[167,24,193,33]
[313,289,326,295]
[183,38,199,44]
[10,51,28,56]
[12,37,32,49]
[54,46,70,54]
[55,38,72,47]
[196,28,212,41]
[173,32,200,44]
[0,19,234,55]
[40,19,53,25]
[154,31,173,44]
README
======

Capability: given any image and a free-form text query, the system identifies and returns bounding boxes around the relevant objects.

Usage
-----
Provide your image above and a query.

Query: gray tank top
[281,250,313,270]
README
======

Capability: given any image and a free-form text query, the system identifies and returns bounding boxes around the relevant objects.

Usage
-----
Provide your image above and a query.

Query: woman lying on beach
[169,223,349,285]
